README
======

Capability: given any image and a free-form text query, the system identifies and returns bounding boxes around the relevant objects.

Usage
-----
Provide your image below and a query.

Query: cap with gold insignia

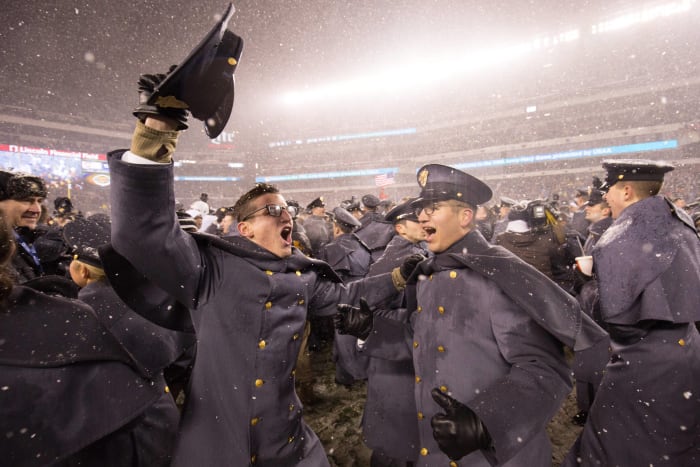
[413,164,492,207]
[332,207,361,230]
[306,197,326,210]
[63,217,111,269]
[384,198,419,223]
[0,171,48,201]
[147,3,244,138]
[601,159,674,190]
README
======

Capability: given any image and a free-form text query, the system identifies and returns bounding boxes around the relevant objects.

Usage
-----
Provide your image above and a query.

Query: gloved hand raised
[334,297,373,340]
[133,66,189,130]
[431,388,492,460]
[400,253,425,281]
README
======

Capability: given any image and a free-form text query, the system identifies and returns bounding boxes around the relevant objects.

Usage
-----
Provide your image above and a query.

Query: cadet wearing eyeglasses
[106,71,417,466]
[338,164,607,466]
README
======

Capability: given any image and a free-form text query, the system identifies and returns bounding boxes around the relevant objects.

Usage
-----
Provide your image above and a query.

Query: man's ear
[76,262,91,281]
[460,207,474,229]
[238,221,253,238]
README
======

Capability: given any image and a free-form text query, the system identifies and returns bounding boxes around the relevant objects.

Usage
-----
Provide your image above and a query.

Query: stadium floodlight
[592,0,695,34]
[280,29,580,107]
[279,1,697,107]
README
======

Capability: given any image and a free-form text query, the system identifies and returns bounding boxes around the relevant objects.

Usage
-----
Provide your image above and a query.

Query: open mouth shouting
[423,225,436,243]
[281,225,293,246]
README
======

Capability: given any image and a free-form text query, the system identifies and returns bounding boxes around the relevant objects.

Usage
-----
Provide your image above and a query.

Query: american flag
[374,172,395,187]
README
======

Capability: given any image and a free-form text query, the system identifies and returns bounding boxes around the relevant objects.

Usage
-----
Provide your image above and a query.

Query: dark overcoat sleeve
[108,150,204,309]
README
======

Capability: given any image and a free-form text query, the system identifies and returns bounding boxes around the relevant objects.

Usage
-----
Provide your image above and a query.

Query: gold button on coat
[264,301,272,309]
[420,447,428,456]
[438,306,445,314]
[255,379,264,387]
[258,340,266,349]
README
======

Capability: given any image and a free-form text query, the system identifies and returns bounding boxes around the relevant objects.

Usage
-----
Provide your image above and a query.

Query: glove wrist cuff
[130,120,180,163]
[391,267,406,291]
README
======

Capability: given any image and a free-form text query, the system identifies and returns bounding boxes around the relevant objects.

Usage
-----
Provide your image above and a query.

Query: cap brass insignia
[155,95,190,109]
[418,168,429,188]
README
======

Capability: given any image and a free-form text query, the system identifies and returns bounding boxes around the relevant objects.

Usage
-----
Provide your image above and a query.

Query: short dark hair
[627,180,663,198]
[232,183,280,221]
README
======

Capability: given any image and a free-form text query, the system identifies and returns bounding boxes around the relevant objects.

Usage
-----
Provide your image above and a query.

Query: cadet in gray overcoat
[563,160,700,466]
[356,199,429,466]
[338,164,608,466]
[107,86,411,465]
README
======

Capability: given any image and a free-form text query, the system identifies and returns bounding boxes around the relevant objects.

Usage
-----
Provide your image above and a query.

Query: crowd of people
[2,52,700,467]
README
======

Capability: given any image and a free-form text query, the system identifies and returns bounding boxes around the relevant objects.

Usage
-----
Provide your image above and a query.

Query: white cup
[575,255,593,276]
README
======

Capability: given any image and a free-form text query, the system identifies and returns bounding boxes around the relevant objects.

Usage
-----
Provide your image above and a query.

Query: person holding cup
[570,185,613,425]
[564,159,700,466]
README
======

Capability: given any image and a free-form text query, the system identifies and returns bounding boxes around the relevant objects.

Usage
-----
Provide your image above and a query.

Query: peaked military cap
[147,3,244,138]
[340,197,362,212]
[361,194,381,209]
[306,197,325,210]
[499,196,517,208]
[63,217,111,269]
[601,159,674,190]
[586,189,606,206]
[384,198,419,223]
[413,164,492,207]
[0,171,48,201]
[332,207,361,230]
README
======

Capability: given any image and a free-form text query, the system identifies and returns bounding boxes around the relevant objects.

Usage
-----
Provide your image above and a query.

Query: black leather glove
[431,388,492,461]
[133,66,189,130]
[334,298,373,340]
[400,253,425,281]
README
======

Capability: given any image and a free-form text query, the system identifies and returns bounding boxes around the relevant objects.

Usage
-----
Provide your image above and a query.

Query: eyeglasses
[414,201,469,217]
[414,202,444,217]
[241,204,297,221]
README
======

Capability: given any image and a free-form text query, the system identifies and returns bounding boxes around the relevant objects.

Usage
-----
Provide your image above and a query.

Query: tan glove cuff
[130,120,180,163]
[391,267,406,291]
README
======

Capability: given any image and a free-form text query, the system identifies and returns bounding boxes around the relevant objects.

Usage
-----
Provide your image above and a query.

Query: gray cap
[332,207,361,230]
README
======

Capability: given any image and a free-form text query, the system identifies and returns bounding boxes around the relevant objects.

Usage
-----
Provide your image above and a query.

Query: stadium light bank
[280,0,696,106]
